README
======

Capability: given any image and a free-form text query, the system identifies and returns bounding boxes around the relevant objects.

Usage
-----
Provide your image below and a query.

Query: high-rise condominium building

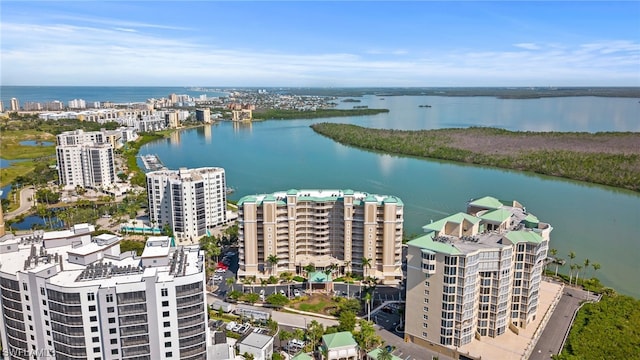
[236,189,404,284]
[10,98,19,112]
[147,167,227,241]
[404,196,551,355]
[0,225,208,360]
[56,136,116,190]
[195,109,211,124]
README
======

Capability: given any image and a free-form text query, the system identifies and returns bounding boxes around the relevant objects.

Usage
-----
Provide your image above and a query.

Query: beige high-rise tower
[236,189,404,284]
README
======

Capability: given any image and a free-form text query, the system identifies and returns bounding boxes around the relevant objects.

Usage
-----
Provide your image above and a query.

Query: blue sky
[2,1,639,86]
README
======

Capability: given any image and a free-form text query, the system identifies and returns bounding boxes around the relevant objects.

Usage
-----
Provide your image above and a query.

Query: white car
[293,289,301,297]
[279,289,286,297]
[215,268,227,273]
[213,275,223,281]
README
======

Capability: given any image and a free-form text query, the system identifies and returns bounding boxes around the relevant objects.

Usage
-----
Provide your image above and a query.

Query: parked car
[225,321,237,331]
[293,289,301,297]
[259,289,265,301]
[279,289,286,297]
[213,275,223,281]
[215,268,227,273]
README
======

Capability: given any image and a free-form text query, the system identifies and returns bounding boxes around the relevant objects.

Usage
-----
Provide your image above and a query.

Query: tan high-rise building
[404,196,551,356]
[236,189,404,284]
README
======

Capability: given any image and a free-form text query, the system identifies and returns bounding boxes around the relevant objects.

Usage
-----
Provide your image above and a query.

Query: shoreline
[310,123,640,192]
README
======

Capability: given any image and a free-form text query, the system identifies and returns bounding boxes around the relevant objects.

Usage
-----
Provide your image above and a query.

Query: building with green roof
[320,331,358,360]
[405,197,552,357]
[237,189,404,285]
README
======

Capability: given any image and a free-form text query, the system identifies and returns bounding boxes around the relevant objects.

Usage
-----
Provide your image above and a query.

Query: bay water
[139,95,640,297]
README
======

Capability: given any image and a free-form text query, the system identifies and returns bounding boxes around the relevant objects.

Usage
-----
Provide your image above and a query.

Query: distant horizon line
[2,85,640,89]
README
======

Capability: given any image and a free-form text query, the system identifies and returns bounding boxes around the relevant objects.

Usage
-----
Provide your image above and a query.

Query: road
[529,286,598,360]
[5,186,35,220]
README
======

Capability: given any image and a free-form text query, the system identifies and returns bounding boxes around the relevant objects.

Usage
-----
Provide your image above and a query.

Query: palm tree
[549,248,557,274]
[568,251,576,283]
[344,260,351,276]
[242,277,253,293]
[575,264,583,286]
[569,264,577,285]
[364,291,372,321]
[583,258,591,279]
[377,345,394,360]
[592,262,601,277]
[362,257,372,280]
[260,279,268,298]
[267,254,279,276]
[280,271,294,297]
[226,277,235,292]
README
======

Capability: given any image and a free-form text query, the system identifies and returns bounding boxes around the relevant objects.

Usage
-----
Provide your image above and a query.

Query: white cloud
[514,43,541,50]
[1,20,638,86]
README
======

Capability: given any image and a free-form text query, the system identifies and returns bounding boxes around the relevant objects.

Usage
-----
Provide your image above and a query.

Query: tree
[280,271,294,298]
[377,345,394,360]
[354,320,381,357]
[575,264,583,286]
[337,310,356,332]
[569,264,577,285]
[244,293,260,304]
[362,257,372,279]
[267,254,279,276]
[306,320,324,352]
[226,277,236,291]
[364,292,373,321]
[568,251,576,282]
[35,188,59,204]
[265,293,289,308]
[243,352,255,360]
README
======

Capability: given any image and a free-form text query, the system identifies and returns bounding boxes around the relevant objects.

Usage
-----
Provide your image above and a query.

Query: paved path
[529,286,598,360]
[5,186,35,220]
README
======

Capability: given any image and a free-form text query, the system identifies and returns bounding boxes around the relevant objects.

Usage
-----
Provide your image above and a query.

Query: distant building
[236,189,404,283]
[195,108,211,123]
[232,109,252,121]
[146,167,228,241]
[68,98,87,109]
[165,111,180,128]
[0,228,209,360]
[56,130,118,189]
[404,196,551,355]
[22,101,43,111]
[10,98,19,111]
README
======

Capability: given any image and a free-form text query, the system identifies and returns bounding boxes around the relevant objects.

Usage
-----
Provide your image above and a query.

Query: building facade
[146,167,228,241]
[0,226,208,360]
[56,143,116,190]
[236,189,404,283]
[404,196,551,355]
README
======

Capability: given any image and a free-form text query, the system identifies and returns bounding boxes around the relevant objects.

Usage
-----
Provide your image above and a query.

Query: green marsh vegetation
[253,108,388,120]
[310,123,640,191]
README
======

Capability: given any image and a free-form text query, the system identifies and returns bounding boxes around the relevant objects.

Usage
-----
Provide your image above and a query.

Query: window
[29,325,33,330]
[111,349,118,355]
[109,328,116,334]
[107,307,114,313]
[106,294,113,302]
[165,342,171,347]
[164,331,171,337]
[45,320,49,325]
[165,352,173,358]
[92,337,99,343]
[46,331,50,336]
[30,335,34,340]
[25,295,29,301]
[163,311,170,317]
[108,317,115,324]
[42,300,47,306]
[93,347,100,353]
[90,316,97,322]
[28,315,32,321]
[162,300,169,307]
[91,326,98,332]
[26,305,30,311]
[161,288,168,296]
[23,283,28,291]
[40,287,45,296]
[110,339,117,345]
[164,321,170,327]
[89,305,96,311]
[87,293,95,301]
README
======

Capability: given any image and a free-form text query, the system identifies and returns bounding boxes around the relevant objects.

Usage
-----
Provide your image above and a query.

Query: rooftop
[238,332,273,349]
[322,331,357,349]
[237,189,403,206]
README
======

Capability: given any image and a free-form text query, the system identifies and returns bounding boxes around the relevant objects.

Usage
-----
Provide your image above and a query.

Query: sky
[1,1,639,87]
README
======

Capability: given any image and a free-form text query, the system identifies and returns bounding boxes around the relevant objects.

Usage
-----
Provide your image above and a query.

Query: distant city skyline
[2,1,639,87]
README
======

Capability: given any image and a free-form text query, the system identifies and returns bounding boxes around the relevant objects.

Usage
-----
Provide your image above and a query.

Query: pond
[19,140,54,146]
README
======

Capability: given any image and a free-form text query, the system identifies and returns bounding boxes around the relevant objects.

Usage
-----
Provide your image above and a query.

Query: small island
[419,104,432,108]
[341,98,361,103]
[252,108,388,120]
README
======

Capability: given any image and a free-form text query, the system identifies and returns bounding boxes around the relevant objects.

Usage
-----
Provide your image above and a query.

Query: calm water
[0,86,227,104]
[141,96,640,297]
